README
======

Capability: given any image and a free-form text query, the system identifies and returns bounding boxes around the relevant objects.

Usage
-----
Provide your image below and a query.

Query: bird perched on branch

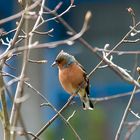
[52,50,94,110]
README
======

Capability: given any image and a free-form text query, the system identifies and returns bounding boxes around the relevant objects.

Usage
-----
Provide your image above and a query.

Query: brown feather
[59,63,87,95]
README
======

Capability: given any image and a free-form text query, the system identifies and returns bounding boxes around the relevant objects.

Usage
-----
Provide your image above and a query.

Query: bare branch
[10,1,35,139]
[91,89,140,103]
[129,108,140,119]
[127,7,136,26]
[0,10,91,60]
[125,121,140,140]
[0,0,41,25]
[32,95,75,140]
[28,59,47,64]
[123,39,140,43]
[32,28,54,36]
[67,110,76,122]
[0,66,10,140]
[94,48,140,55]
[35,0,75,30]
[115,76,140,140]
[101,46,140,87]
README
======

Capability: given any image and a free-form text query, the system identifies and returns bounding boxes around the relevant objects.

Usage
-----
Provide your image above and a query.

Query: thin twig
[41,104,80,140]
[0,28,17,37]
[10,11,25,49]
[0,0,41,25]
[125,121,140,140]
[94,48,140,55]
[115,76,140,140]
[0,11,91,60]
[4,62,16,70]
[127,7,136,27]
[67,110,76,122]
[129,108,140,119]
[10,3,31,140]
[0,9,26,68]
[0,63,10,140]
[42,1,63,14]
[0,73,30,140]
[22,132,40,140]
[100,47,140,87]
[2,70,140,104]
[87,21,140,79]
[35,0,75,30]
[32,95,75,140]
[32,28,54,35]
[28,59,47,64]
[90,89,140,103]
[123,39,140,43]
[26,83,81,140]
[9,3,43,130]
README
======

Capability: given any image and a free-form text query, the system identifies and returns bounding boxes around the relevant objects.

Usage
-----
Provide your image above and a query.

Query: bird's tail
[80,94,94,110]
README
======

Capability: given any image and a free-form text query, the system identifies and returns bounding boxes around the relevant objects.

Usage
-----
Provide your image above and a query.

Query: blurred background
[1,0,140,140]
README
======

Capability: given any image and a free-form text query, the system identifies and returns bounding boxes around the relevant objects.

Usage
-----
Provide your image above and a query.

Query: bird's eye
[56,59,60,64]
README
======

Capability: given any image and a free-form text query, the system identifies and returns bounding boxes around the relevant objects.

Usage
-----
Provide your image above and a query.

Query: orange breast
[59,63,85,94]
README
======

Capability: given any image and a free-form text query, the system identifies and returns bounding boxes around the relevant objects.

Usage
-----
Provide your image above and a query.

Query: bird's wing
[75,60,87,74]
[75,61,90,96]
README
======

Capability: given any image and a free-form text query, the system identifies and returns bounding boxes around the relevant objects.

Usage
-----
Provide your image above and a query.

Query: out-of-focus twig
[0,9,26,67]
[100,45,140,87]
[20,131,40,140]
[41,103,80,140]
[127,7,136,27]
[10,11,25,49]
[28,59,47,64]
[32,95,75,140]
[0,0,41,25]
[35,0,75,30]
[125,121,140,140]
[87,21,140,79]
[32,28,54,36]
[10,1,32,140]
[0,10,91,60]
[94,48,140,55]
[0,61,10,140]
[115,76,140,140]
[91,89,140,103]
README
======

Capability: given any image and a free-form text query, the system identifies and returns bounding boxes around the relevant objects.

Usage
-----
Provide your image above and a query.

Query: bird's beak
[51,61,57,67]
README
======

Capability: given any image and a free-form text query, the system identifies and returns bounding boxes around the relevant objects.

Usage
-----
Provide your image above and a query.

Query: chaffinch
[52,50,94,110]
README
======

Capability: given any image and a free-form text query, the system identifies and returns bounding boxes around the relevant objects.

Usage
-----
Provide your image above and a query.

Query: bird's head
[52,50,76,69]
